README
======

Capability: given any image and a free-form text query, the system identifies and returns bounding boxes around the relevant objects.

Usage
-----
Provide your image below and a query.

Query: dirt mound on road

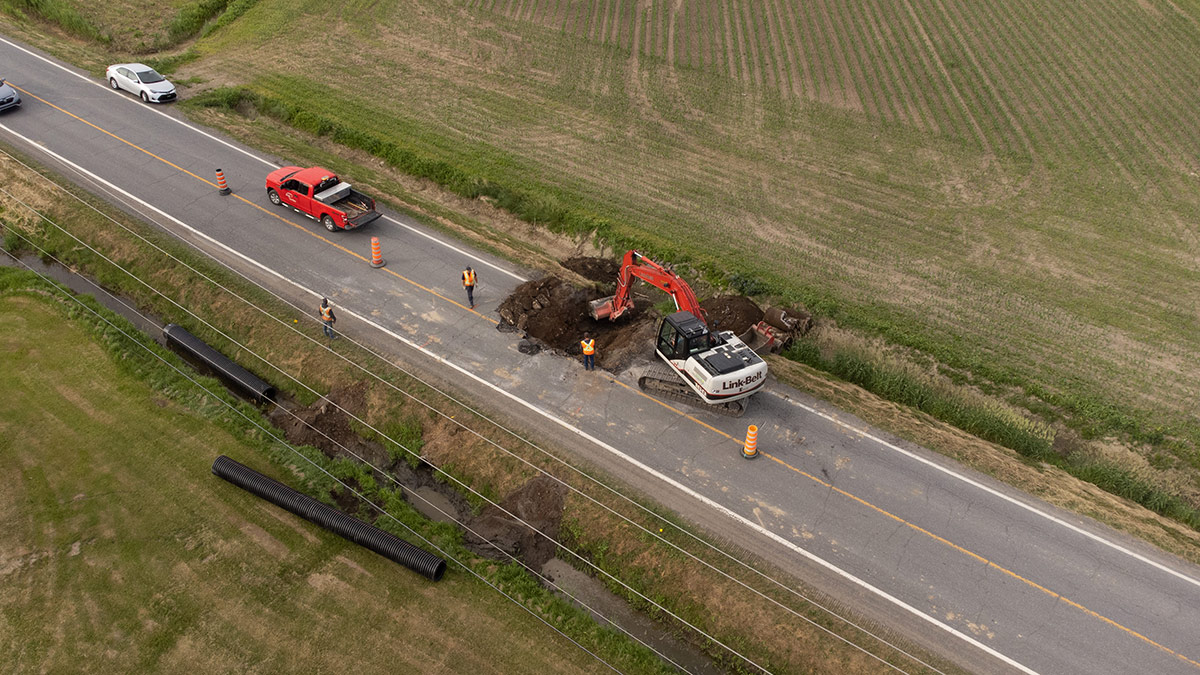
[498,276,656,372]
[700,295,764,335]
[561,256,620,284]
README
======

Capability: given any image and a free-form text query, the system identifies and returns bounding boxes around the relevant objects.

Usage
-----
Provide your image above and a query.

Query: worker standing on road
[319,298,338,340]
[581,332,596,371]
[462,266,477,309]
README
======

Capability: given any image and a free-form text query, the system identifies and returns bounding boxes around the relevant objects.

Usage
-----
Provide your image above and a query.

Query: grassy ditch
[0,270,638,674]
[5,0,1198,540]
[0,139,947,672]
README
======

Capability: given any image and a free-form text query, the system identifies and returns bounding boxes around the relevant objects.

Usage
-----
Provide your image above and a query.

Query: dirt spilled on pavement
[498,258,777,372]
[496,275,658,372]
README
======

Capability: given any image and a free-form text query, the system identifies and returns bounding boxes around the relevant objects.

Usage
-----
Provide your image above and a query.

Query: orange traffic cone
[216,169,231,195]
[742,424,759,459]
[369,236,386,268]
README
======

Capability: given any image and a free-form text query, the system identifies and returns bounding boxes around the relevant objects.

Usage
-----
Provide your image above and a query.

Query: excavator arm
[589,251,706,322]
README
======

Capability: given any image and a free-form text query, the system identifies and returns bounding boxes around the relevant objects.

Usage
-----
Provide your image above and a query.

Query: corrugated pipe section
[163,324,276,403]
[212,455,446,581]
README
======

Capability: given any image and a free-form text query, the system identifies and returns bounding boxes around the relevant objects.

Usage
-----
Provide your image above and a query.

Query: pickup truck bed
[266,165,381,231]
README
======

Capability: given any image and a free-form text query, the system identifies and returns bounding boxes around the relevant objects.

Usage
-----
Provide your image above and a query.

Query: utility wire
[0,147,940,674]
[0,224,694,671]
[0,172,773,675]
[0,241,632,675]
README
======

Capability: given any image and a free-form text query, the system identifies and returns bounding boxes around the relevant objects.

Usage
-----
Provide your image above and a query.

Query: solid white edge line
[381,213,527,283]
[0,34,527,284]
[767,391,1200,591]
[0,122,1039,675]
[0,36,278,169]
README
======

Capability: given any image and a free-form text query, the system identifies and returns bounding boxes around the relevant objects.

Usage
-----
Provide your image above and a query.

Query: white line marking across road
[768,390,1200,591]
[0,122,1038,674]
[0,35,527,284]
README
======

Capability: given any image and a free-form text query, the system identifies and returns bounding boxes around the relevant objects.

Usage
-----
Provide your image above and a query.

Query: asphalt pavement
[3,34,1199,675]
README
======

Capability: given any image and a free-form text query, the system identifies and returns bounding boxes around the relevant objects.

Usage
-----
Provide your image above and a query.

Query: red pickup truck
[265,166,381,231]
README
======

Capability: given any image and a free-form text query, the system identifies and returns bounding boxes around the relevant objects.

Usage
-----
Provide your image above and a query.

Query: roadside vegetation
[0,269,641,674]
[0,144,945,672]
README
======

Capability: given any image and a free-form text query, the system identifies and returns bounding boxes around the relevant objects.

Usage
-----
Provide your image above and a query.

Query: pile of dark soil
[497,275,657,372]
[268,382,390,469]
[700,295,764,335]
[561,256,620,284]
[465,474,567,567]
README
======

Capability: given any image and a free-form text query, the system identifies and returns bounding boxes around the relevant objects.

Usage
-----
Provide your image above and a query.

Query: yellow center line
[17,84,496,323]
[762,451,1200,668]
[25,85,1197,669]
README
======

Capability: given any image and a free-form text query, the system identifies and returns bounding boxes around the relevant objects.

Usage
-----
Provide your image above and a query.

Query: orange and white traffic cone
[369,236,386,268]
[215,168,231,195]
[742,424,759,459]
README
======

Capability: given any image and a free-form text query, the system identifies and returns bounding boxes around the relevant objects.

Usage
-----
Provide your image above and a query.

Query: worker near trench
[580,332,596,371]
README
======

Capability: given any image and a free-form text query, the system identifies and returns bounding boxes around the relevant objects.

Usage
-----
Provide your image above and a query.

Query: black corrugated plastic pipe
[163,324,276,403]
[212,455,446,581]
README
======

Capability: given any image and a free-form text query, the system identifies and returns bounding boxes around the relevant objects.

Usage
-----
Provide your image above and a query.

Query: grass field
[5,0,1198,494]
[0,278,635,674]
[174,0,1199,461]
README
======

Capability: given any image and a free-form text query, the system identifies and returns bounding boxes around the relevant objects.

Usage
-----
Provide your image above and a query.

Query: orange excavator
[589,251,767,417]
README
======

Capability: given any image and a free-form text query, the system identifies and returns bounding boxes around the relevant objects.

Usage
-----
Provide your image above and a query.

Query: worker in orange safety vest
[319,298,337,339]
[462,266,477,309]
[580,332,596,371]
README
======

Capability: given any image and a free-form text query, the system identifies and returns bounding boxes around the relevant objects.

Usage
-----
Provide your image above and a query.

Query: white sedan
[105,63,176,103]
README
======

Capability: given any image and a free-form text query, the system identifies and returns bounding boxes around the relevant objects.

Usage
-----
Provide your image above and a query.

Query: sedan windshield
[136,69,165,84]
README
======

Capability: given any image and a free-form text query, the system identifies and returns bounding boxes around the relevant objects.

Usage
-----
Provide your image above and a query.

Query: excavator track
[636,363,747,418]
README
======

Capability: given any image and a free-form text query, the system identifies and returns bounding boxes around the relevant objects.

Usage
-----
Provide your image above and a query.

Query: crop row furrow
[1002,0,1139,178]
[898,0,989,151]
[816,1,866,112]
[870,1,958,139]
[1037,0,1166,172]
[759,0,798,97]
[1079,0,1200,170]
[859,2,935,133]
[786,0,827,104]
[844,1,909,124]
[745,0,770,89]
[827,1,889,119]
[717,0,742,82]
[908,0,1023,157]
[927,0,1034,160]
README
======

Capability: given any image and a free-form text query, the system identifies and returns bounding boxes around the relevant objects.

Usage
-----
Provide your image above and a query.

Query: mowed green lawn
[0,290,611,674]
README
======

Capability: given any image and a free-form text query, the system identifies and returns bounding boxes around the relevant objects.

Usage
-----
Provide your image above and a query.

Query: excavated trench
[499,256,770,374]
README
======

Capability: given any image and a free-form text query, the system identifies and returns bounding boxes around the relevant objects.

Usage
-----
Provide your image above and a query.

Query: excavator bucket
[589,296,634,321]
[589,296,616,320]
[739,321,790,354]
[763,306,812,335]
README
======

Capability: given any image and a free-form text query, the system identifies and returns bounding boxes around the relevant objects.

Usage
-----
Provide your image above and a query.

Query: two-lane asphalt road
[3,35,1199,674]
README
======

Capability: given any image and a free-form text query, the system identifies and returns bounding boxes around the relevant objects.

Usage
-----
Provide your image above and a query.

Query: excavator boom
[588,251,706,322]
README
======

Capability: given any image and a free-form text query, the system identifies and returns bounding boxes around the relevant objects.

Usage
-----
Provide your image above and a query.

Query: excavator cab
[655,311,716,361]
